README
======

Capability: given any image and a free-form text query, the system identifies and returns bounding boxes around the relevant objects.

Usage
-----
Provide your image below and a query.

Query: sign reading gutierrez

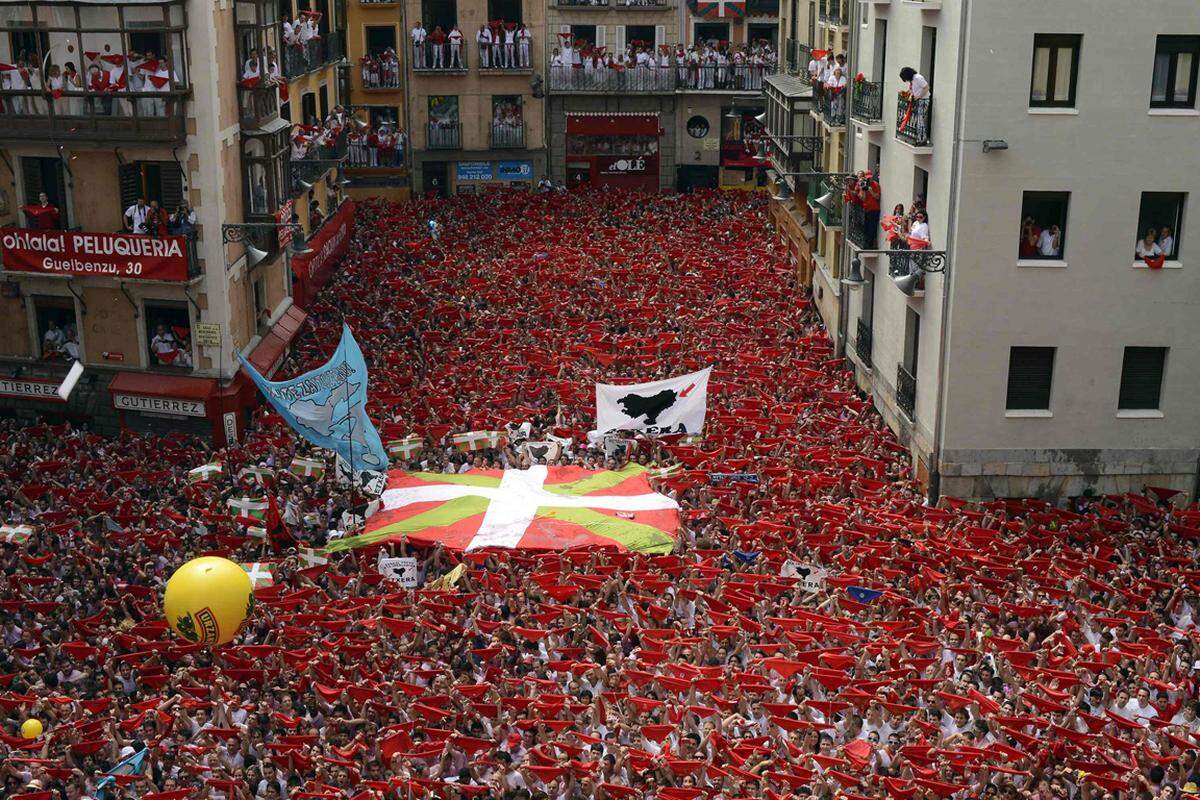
[0,228,191,282]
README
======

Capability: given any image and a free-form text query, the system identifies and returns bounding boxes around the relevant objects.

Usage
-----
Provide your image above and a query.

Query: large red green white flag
[326,464,679,554]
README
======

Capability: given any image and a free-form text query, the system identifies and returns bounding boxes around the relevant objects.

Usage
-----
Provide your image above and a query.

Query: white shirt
[910,72,930,99]
[1135,240,1162,258]
[1037,229,1058,256]
[909,220,930,242]
[1158,235,1174,256]
[477,29,492,44]
[411,26,427,43]
[125,203,149,231]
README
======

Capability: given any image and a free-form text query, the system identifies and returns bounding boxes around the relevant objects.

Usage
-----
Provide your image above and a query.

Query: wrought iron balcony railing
[550,63,778,93]
[896,363,916,419]
[0,88,190,144]
[491,122,526,149]
[851,79,883,124]
[814,87,847,125]
[855,317,873,369]
[428,122,461,150]
[413,40,470,72]
[896,93,932,147]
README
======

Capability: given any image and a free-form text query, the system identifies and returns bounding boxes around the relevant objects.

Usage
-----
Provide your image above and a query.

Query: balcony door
[20,157,69,228]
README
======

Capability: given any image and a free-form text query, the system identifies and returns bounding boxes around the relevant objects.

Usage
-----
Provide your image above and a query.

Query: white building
[767,0,1200,501]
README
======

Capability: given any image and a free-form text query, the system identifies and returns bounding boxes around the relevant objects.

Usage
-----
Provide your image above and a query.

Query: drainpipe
[928,0,972,505]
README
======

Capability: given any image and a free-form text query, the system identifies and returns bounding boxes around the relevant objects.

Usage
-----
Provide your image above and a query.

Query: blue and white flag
[239,324,388,473]
[847,586,883,604]
[96,747,148,799]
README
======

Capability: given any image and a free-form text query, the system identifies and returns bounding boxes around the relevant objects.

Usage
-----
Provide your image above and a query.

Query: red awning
[246,304,308,378]
[108,371,216,401]
[566,112,660,136]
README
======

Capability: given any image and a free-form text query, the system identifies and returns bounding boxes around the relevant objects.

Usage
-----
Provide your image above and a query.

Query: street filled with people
[3,189,1200,800]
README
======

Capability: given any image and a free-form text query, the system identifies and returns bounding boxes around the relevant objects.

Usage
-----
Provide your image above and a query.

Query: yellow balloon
[163,557,254,646]
[20,719,42,739]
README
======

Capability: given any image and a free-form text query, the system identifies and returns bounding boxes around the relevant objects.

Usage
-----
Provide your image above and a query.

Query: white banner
[378,555,420,587]
[595,367,711,437]
[782,560,826,592]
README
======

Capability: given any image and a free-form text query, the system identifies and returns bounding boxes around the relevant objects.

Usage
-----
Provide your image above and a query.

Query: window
[34,296,79,361]
[301,92,317,125]
[868,142,881,176]
[695,23,729,46]
[1151,35,1199,109]
[422,0,456,32]
[253,276,268,331]
[145,302,192,369]
[1135,192,1185,261]
[920,25,936,88]
[913,165,928,208]
[903,307,920,374]
[569,25,597,49]
[1030,34,1081,107]
[119,162,185,218]
[318,84,329,119]
[872,20,887,80]
[1019,191,1069,260]
[626,25,656,51]
[20,156,69,228]
[747,23,777,50]
[1006,347,1055,410]
[487,0,521,25]
[365,25,397,57]
[363,105,400,128]
[1118,346,1167,410]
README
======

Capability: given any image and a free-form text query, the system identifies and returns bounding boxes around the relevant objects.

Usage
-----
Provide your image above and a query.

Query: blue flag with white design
[239,323,388,473]
[96,747,148,799]
[847,586,883,604]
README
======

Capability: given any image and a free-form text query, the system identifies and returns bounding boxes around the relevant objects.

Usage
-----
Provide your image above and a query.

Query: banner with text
[1,228,190,282]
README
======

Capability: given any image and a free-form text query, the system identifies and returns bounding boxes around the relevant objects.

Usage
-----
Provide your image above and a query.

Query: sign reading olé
[0,228,190,282]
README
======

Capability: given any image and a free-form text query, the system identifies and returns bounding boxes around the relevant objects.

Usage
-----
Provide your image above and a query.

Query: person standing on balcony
[23,193,60,230]
[860,172,881,249]
[449,27,465,69]
[411,21,427,69]
[503,24,517,69]
[169,201,196,237]
[144,200,169,238]
[124,198,149,234]
[428,27,446,69]
[517,25,531,69]
[807,51,823,89]
[476,25,492,69]
[900,66,930,100]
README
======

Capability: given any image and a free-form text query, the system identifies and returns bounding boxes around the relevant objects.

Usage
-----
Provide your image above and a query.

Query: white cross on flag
[241,562,275,588]
[299,547,328,567]
[327,464,680,554]
[0,524,33,545]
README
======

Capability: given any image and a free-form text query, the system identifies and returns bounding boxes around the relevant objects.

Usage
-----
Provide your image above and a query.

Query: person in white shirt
[807,54,822,86]
[1158,226,1174,258]
[124,198,149,233]
[476,25,492,69]
[909,211,930,245]
[517,24,531,68]
[503,25,516,69]
[1037,224,1061,257]
[448,26,464,68]
[42,320,65,353]
[411,22,427,69]
[1136,229,1162,259]
[901,66,931,99]
[150,325,179,363]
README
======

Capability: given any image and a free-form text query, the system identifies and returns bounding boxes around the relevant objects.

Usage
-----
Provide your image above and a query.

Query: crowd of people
[1,48,180,118]
[2,189,1200,800]
[550,39,777,90]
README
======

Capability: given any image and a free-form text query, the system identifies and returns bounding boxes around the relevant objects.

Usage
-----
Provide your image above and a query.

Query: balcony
[491,122,526,149]
[413,41,469,73]
[845,201,879,250]
[851,79,884,127]
[795,43,814,85]
[896,364,916,420]
[282,38,329,79]
[479,42,534,74]
[289,146,346,196]
[0,89,190,144]
[895,93,932,150]
[238,85,281,129]
[550,65,674,93]
[819,0,848,25]
[679,64,776,92]
[555,0,610,5]
[813,87,847,126]
[347,139,405,168]
[428,122,461,150]
[855,318,873,369]
[362,71,402,90]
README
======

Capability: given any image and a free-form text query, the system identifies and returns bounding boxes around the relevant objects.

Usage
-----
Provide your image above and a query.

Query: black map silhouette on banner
[618,389,678,425]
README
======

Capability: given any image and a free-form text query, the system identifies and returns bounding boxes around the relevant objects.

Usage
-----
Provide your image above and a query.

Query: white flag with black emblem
[595,367,711,436]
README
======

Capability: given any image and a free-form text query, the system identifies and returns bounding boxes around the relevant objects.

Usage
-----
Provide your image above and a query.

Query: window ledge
[1148,108,1200,117]
[1005,409,1053,418]
[1017,259,1067,268]
[1132,260,1183,270]
[1027,107,1079,115]
[1116,409,1164,419]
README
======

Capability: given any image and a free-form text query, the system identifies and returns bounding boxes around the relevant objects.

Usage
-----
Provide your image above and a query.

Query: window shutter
[20,157,44,206]
[159,162,185,212]
[1005,347,1055,410]
[655,25,665,50]
[596,25,605,49]
[1118,347,1167,410]
[119,163,142,213]
[615,25,624,55]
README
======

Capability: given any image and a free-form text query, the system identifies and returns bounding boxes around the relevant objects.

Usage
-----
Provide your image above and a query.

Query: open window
[488,0,522,25]
[694,23,730,47]
[1135,192,1185,261]
[365,24,397,57]
[119,162,185,218]
[19,156,69,228]
[34,296,79,361]
[145,301,192,369]
[1019,191,1069,261]
[421,0,456,32]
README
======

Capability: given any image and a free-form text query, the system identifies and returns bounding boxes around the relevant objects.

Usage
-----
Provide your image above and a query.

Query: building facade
[402,0,547,195]
[765,0,1200,500]
[0,0,351,445]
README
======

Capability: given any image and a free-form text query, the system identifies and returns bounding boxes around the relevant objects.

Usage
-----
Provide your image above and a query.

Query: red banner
[291,200,355,310]
[0,228,190,282]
